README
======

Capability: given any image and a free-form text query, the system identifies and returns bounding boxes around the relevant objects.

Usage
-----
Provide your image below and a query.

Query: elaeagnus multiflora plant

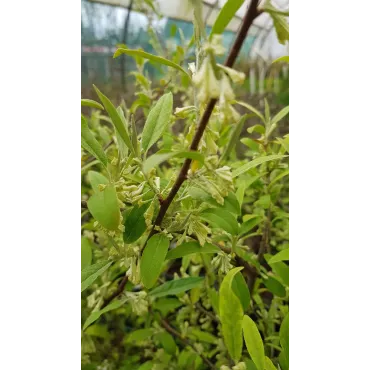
[81,1,289,369]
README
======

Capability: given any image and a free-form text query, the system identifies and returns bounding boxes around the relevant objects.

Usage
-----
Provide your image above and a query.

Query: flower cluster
[191,35,245,124]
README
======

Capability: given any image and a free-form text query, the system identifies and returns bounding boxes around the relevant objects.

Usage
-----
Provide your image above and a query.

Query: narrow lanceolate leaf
[81,99,104,110]
[143,150,203,174]
[264,276,286,297]
[233,101,265,123]
[93,85,134,153]
[200,209,239,236]
[81,115,108,167]
[125,328,155,344]
[81,260,112,292]
[272,55,289,64]
[116,106,129,158]
[210,0,244,36]
[87,184,121,231]
[265,356,278,370]
[123,203,150,244]
[280,314,289,364]
[154,331,177,355]
[219,267,244,363]
[141,93,173,153]
[242,315,265,370]
[268,248,289,264]
[268,169,289,189]
[239,215,262,237]
[83,299,123,330]
[271,106,289,126]
[140,234,169,289]
[114,48,190,79]
[232,155,287,178]
[166,241,219,260]
[81,237,92,270]
[220,114,249,162]
[270,12,289,44]
[189,328,218,344]
[232,272,251,312]
[88,171,109,193]
[149,277,204,298]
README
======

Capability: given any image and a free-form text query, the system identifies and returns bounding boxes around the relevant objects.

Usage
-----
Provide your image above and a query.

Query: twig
[101,275,128,309]
[143,0,262,248]
[196,302,219,323]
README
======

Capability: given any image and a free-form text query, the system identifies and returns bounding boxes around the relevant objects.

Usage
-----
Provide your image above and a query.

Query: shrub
[81,1,289,369]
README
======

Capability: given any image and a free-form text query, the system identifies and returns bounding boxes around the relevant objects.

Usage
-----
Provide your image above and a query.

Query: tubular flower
[192,56,220,104]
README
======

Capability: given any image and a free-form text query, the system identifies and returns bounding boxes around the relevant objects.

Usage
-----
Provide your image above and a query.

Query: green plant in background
[81,0,289,369]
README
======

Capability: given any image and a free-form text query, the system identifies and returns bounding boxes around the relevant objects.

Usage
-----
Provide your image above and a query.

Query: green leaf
[125,328,155,344]
[241,138,260,151]
[242,315,265,370]
[219,267,244,363]
[93,85,134,153]
[270,12,289,44]
[273,262,289,286]
[81,115,108,167]
[277,135,289,153]
[272,55,289,64]
[149,277,204,298]
[234,101,265,123]
[140,234,169,289]
[200,209,239,235]
[81,237,92,270]
[114,48,190,79]
[81,99,104,110]
[239,216,262,237]
[116,107,129,158]
[264,276,286,297]
[83,300,123,330]
[88,171,109,193]
[247,124,266,135]
[85,324,110,339]
[232,155,287,178]
[279,350,289,370]
[123,204,150,243]
[232,272,251,312]
[154,331,177,355]
[81,260,112,292]
[245,359,258,370]
[210,0,244,36]
[189,328,218,344]
[152,297,183,316]
[280,314,289,366]
[220,114,249,162]
[141,93,173,153]
[271,106,289,126]
[166,241,219,260]
[87,184,121,231]
[265,356,277,370]
[269,249,289,264]
[143,150,203,174]
[223,192,241,215]
[268,169,289,189]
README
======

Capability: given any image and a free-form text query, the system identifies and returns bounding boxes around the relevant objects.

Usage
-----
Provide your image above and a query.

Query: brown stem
[144,0,262,246]
[101,275,128,309]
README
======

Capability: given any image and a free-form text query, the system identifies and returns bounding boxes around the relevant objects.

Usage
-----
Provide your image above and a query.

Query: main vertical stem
[149,0,262,237]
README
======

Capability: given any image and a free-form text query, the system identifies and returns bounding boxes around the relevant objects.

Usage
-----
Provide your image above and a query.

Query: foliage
[81,1,289,369]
